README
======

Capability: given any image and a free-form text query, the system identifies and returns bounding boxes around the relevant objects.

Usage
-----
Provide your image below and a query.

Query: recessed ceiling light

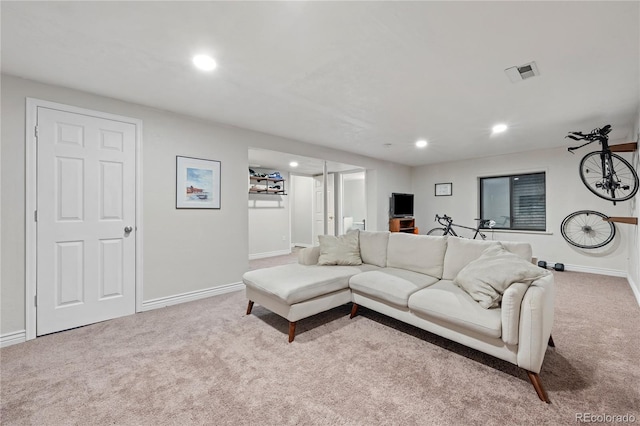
[289,161,299,167]
[192,54,217,71]
[492,124,508,134]
[415,139,428,148]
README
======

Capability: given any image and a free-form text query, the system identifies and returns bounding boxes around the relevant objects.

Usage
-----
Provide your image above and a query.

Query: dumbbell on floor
[537,260,565,272]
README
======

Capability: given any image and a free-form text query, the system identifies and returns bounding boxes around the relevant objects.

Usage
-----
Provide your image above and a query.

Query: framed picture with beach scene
[176,156,221,209]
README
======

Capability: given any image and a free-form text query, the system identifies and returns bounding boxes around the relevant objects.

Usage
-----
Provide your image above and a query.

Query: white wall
[291,175,314,246]
[0,74,411,336]
[248,169,290,258]
[412,146,633,275]
[1,76,251,332]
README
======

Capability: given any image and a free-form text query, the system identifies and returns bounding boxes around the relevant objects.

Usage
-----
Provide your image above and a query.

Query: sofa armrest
[298,246,320,265]
[516,273,555,373]
[501,282,529,345]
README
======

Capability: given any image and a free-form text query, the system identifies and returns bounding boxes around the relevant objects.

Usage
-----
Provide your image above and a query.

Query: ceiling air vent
[505,61,540,83]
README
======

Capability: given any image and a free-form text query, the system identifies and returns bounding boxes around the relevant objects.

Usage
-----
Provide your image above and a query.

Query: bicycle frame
[568,130,618,201]
[567,124,639,204]
[597,138,615,185]
[435,215,486,240]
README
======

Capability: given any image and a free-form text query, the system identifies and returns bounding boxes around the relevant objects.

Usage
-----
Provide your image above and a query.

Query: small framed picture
[176,156,221,209]
[435,182,452,197]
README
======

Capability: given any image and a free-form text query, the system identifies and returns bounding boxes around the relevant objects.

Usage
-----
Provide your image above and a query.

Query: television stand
[389,218,417,234]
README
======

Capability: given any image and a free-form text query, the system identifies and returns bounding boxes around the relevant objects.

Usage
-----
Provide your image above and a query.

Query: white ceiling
[2,1,639,166]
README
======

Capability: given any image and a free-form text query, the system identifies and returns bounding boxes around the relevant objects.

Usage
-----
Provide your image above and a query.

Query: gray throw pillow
[318,231,362,266]
[454,243,549,309]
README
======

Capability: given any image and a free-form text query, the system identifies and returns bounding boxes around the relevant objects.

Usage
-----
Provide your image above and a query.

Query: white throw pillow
[318,231,362,266]
[454,243,549,309]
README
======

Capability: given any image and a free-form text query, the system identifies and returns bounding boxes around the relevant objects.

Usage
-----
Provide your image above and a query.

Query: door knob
[124,226,133,234]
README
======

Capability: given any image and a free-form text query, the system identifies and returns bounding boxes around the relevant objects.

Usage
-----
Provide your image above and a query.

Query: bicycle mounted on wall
[560,124,638,249]
[560,210,615,249]
[566,124,639,205]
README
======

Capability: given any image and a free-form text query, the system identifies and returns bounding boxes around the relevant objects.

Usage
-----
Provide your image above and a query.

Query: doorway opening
[248,148,365,259]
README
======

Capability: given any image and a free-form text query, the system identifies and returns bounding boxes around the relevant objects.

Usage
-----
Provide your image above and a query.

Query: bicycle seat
[599,124,612,136]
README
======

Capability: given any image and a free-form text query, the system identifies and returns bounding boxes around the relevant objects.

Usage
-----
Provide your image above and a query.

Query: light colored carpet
[248,248,299,270]
[1,270,639,425]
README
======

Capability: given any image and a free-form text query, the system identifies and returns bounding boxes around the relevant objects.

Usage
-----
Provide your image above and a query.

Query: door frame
[25,98,144,341]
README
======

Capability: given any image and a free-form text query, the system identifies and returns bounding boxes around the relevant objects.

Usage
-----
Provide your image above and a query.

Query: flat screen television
[390,193,414,218]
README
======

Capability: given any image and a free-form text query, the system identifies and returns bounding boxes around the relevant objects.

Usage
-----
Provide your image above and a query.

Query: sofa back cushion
[386,233,447,278]
[359,230,390,267]
[442,237,532,280]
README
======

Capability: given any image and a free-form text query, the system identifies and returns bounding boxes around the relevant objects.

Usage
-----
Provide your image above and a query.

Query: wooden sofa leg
[526,371,551,403]
[548,335,555,347]
[246,300,254,315]
[350,303,359,319]
[288,322,297,343]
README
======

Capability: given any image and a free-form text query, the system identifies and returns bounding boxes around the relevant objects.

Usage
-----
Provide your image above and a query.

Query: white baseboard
[292,243,313,248]
[628,275,640,307]
[140,282,244,312]
[248,249,291,260]
[562,264,627,277]
[1,330,26,348]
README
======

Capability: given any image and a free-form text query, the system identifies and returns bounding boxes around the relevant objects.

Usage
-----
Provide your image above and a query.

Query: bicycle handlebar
[566,124,612,153]
[434,214,452,224]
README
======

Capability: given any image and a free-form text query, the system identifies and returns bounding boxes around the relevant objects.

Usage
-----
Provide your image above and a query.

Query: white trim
[292,243,313,248]
[487,229,553,236]
[1,330,26,348]
[562,263,627,278]
[628,275,640,307]
[140,282,244,312]
[249,249,292,260]
[25,99,37,341]
[25,98,143,341]
[135,117,144,314]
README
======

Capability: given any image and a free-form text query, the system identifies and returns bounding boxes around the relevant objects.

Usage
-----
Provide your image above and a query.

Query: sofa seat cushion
[349,268,440,307]
[243,263,378,305]
[408,280,502,339]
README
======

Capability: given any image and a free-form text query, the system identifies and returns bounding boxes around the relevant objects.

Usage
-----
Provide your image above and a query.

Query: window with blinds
[480,172,546,231]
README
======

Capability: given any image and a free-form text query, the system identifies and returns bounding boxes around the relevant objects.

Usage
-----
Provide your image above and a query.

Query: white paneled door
[36,107,136,336]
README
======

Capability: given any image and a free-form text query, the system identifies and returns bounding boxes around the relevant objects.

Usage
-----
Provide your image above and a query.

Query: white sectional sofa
[242,231,555,403]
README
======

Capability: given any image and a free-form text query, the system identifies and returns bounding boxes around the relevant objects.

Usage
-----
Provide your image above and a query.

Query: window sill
[482,229,553,236]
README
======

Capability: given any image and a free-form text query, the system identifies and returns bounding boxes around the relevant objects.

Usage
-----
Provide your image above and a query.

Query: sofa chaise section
[243,255,378,342]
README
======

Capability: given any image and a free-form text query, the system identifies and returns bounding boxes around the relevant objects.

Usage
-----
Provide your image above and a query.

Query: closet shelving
[249,176,286,195]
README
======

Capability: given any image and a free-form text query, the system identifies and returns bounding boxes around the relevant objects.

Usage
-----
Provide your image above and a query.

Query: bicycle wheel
[560,210,615,249]
[426,228,448,236]
[579,152,639,202]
